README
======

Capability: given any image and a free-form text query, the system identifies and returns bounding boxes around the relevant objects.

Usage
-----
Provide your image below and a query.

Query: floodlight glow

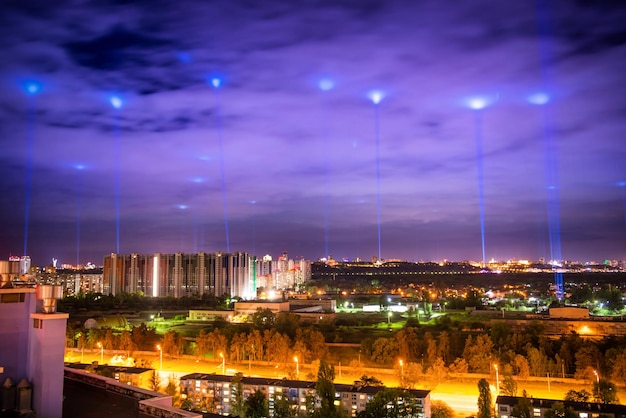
[75,164,86,171]
[24,81,41,95]
[177,52,191,63]
[467,97,488,110]
[178,204,188,210]
[368,90,384,104]
[110,96,123,109]
[250,200,256,204]
[318,78,335,91]
[527,92,550,105]
[211,77,222,89]
[191,177,204,183]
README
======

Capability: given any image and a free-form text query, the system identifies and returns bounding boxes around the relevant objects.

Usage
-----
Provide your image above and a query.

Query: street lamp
[156,344,163,371]
[399,359,404,385]
[220,352,225,375]
[294,356,299,377]
[594,369,599,384]
[97,342,103,364]
[494,364,500,394]
[388,311,392,325]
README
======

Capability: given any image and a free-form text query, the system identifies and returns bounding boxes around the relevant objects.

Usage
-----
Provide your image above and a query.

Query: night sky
[1,0,625,266]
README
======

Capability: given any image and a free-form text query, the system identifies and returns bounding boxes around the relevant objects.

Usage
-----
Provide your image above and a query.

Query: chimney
[35,285,63,313]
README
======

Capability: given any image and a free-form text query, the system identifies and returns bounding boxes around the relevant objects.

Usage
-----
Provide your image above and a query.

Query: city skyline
[1,1,625,267]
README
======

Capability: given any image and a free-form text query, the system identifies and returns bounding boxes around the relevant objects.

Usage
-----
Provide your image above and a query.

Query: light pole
[594,369,599,384]
[97,342,103,364]
[399,359,404,386]
[156,344,163,371]
[294,356,299,377]
[494,364,499,394]
[220,352,225,375]
[388,311,392,325]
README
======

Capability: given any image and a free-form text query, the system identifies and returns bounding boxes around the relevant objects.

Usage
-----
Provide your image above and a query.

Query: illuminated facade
[256,252,311,290]
[179,373,430,417]
[103,251,311,299]
[103,252,256,298]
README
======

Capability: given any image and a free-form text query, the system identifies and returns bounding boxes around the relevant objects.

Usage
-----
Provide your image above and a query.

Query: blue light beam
[535,0,564,300]
[22,83,40,256]
[369,90,384,262]
[471,106,488,268]
[210,77,231,252]
[319,78,335,258]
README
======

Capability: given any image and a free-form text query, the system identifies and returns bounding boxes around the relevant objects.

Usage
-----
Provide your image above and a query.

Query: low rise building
[496,395,626,418]
[179,373,430,417]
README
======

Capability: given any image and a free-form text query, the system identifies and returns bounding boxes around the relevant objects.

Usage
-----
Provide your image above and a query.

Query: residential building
[179,373,430,417]
[0,283,67,418]
[103,252,311,299]
[496,395,626,418]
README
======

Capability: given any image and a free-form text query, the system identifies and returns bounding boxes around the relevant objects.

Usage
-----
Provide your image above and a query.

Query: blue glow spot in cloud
[177,52,191,63]
[23,81,41,95]
[319,78,335,91]
[110,96,123,109]
[211,78,221,88]
[527,92,550,105]
[368,90,384,104]
[178,204,188,210]
[466,96,489,110]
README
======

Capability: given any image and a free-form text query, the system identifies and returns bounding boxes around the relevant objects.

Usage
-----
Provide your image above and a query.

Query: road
[66,350,598,417]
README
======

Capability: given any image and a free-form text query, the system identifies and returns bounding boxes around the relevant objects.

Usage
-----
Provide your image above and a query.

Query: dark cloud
[0,0,624,265]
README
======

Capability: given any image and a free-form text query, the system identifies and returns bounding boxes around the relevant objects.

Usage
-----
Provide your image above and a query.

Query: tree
[544,402,577,418]
[275,312,301,339]
[593,379,618,404]
[352,374,378,387]
[231,373,245,417]
[120,330,135,357]
[427,357,447,386]
[244,390,268,418]
[609,349,626,386]
[564,389,591,402]
[511,390,532,418]
[477,378,493,418]
[252,307,276,329]
[162,330,182,356]
[463,335,493,373]
[315,360,337,417]
[195,329,210,359]
[396,327,419,362]
[500,375,517,397]
[370,337,399,364]
[357,388,423,418]
[448,357,468,382]
[513,354,530,380]
[402,362,423,389]
[273,393,295,418]
[574,344,601,378]
[149,370,161,392]
[431,400,454,418]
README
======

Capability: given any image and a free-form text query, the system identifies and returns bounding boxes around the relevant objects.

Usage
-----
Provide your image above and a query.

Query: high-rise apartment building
[104,252,265,298]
